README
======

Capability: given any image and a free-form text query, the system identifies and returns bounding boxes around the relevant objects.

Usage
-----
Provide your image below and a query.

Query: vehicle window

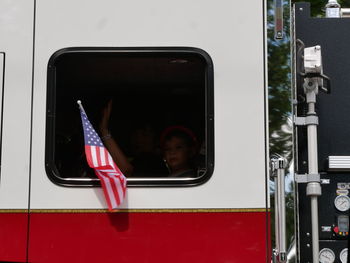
[46,47,214,186]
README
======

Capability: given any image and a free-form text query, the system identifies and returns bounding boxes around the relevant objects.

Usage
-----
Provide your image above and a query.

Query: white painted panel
[31,0,267,209]
[0,0,34,209]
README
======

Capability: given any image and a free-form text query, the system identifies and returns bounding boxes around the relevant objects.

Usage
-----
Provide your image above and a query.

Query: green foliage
[267,0,292,161]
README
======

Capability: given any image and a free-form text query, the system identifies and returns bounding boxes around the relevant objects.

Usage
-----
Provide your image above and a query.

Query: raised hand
[100,100,112,136]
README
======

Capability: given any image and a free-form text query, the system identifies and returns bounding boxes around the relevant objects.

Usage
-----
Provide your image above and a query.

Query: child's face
[163,136,193,172]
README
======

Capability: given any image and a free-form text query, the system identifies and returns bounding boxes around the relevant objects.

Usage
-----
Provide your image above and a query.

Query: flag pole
[77,99,126,210]
[77,100,86,113]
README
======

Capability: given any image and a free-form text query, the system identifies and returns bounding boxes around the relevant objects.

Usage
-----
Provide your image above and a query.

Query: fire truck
[0,0,269,262]
[1,0,349,262]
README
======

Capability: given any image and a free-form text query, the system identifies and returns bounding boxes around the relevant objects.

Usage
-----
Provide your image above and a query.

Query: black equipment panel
[294,2,350,262]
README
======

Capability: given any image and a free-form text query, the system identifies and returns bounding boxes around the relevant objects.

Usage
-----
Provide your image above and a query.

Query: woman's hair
[160,126,197,149]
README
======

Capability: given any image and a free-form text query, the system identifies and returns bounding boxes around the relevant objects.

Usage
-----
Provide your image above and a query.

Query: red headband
[160,126,198,148]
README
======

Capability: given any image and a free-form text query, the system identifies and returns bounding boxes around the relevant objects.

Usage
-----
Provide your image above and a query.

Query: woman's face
[163,136,192,172]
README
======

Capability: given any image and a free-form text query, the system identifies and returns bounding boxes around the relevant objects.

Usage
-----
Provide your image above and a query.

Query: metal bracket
[274,0,284,39]
[294,116,319,126]
[271,158,287,169]
[270,157,287,178]
[295,173,320,183]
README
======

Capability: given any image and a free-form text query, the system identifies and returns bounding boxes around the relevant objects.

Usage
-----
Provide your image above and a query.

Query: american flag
[78,101,126,211]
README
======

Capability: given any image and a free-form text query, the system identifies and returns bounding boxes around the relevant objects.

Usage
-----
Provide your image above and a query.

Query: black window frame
[45,47,214,187]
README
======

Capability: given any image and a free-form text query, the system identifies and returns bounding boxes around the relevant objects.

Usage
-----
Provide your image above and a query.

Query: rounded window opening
[46,47,214,186]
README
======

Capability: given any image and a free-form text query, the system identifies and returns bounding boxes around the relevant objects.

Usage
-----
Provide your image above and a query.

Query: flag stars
[81,111,105,147]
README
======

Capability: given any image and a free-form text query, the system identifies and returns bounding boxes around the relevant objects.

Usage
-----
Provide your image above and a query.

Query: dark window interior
[46,48,213,186]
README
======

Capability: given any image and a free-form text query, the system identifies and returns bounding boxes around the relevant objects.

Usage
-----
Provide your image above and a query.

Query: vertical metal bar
[277,159,287,262]
[271,157,287,263]
[274,0,284,39]
[300,44,325,263]
[307,102,320,263]
[310,195,319,263]
[274,176,280,255]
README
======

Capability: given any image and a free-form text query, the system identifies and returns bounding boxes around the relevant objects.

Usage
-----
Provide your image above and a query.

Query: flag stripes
[86,145,126,210]
[96,171,117,209]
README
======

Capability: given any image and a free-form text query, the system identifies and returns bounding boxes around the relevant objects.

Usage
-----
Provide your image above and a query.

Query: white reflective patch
[100,148,106,166]
[91,146,98,167]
